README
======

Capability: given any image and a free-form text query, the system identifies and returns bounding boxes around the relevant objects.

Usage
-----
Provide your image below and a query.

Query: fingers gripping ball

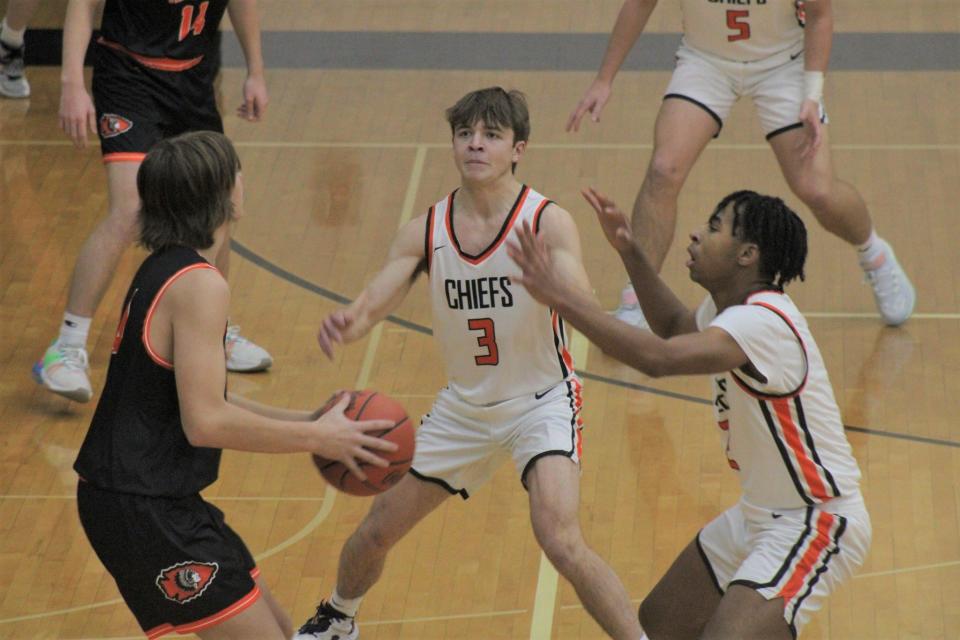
[312,390,415,496]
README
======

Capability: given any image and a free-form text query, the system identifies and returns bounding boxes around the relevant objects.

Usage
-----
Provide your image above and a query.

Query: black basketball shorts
[77,481,260,638]
[91,44,223,163]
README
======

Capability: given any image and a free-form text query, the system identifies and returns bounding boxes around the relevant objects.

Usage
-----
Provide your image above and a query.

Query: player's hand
[581,187,635,254]
[317,310,355,359]
[507,221,567,308]
[566,79,612,132]
[237,73,268,122]
[796,98,822,159]
[59,81,97,149]
[312,393,398,481]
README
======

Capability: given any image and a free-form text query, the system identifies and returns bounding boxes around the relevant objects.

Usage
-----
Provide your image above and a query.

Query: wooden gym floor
[0,2,957,638]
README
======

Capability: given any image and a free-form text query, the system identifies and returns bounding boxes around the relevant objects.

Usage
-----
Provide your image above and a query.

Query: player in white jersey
[568,0,915,327]
[510,188,871,638]
[294,88,641,640]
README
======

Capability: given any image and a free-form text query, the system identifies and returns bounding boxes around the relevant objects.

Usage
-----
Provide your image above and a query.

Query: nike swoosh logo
[789,50,803,61]
[534,387,554,400]
[772,512,783,519]
[433,244,447,253]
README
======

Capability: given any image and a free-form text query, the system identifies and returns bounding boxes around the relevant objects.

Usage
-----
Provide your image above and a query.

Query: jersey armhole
[143,263,220,369]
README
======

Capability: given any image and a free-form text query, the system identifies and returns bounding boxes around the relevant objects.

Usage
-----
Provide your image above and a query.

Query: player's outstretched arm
[509,222,749,378]
[169,269,397,477]
[59,0,100,148]
[317,214,427,359]
[566,0,659,132]
[227,0,268,121]
[581,187,696,337]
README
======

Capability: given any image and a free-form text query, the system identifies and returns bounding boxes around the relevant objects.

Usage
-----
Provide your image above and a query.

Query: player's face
[452,121,524,183]
[685,204,744,285]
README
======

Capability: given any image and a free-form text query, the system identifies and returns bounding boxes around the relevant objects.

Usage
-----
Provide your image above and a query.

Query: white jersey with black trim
[695,290,861,509]
[680,0,806,62]
[425,185,578,406]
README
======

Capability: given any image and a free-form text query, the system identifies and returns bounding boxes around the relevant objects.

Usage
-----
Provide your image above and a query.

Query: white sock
[58,312,91,349]
[0,18,26,49]
[856,229,886,269]
[330,588,362,618]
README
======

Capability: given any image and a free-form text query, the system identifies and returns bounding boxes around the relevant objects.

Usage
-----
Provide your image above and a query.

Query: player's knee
[535,522,585,570]
[355,514,401,552]
[105,205,141,243]
[791,177,833,213]
[646,153,687,193]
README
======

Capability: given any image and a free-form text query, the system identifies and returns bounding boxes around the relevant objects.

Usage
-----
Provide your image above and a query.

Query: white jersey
[695,290,861,509]
[426,185,577,406]
[680,0,806,62]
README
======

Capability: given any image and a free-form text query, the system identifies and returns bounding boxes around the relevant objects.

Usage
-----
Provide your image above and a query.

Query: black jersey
[74,246,223,497]
[98,0,229,69]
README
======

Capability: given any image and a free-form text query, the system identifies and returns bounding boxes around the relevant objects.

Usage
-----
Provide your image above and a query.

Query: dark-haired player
[75,131,397,639]
[510,189,871,639]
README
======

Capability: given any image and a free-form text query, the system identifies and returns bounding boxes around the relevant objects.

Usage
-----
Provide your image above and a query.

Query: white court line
[804,311,960,320]
[1,139,958,151]
[0,494,325,501]
[854,559,960,579]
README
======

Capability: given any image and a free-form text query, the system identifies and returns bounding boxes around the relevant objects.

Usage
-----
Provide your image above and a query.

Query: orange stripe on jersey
[143,263,221,369]
[772,398,830,500]
[552,310,575,374]
[777,510,836,601]
[103,152,147,164]
[97,37,204,72]
[531,198,551,234]
[173,585,261,635]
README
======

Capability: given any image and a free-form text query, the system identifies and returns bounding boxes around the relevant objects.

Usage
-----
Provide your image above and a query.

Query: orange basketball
[311,390,415,496]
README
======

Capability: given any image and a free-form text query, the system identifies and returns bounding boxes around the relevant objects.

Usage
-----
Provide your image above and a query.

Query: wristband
[804,71,824,103]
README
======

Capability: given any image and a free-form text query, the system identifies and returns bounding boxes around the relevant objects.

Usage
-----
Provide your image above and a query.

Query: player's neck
[195,225,228,265]
[457,175,523,221]
[710,276,776,312]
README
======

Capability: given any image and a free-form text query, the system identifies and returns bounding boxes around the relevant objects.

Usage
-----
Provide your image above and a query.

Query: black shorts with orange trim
[91,44,222,162]
[77,481,260,637]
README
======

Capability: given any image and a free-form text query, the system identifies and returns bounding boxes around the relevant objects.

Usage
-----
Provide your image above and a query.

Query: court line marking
[853,559,960,579]
[0,494,326,501]
[1,139,958,151]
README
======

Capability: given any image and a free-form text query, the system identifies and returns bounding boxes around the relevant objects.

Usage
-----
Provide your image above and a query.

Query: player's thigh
[768,124,836,197]
[196,592,287,640]
[360,473,451,545]
[525,454,581,538]
[702,585,792,640]
[104,160,143,227]
[639,538,723,639]
[650,97,721,180]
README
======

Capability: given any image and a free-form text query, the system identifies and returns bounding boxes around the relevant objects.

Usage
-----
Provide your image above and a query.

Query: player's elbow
[181,413,221,448]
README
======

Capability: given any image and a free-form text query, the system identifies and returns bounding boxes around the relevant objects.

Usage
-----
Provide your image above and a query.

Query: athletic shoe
[293,601,358,640]
[224,325,272,372]
[32,342,92,402]
[862,240,915,326]
[612,283,650,329]
[0,40,30,98]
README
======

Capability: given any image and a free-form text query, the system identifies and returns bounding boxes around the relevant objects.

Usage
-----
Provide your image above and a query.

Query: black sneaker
[0,40,29,98]
[293,601,358,640]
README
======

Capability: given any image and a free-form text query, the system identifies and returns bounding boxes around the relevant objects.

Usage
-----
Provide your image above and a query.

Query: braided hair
[713,190,808,290]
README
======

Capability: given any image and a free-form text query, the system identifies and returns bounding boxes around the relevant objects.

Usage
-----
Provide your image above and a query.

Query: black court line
[231,239,960,450]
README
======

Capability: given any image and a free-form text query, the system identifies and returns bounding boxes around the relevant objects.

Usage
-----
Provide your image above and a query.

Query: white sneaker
[612,284,650,329]
[32,342,93,402]
[862,240,915,326]
[0,41,30,99]
[224,325,273,372]
[293,601,358,640]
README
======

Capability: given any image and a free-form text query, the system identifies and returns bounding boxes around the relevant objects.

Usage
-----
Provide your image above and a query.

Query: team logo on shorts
[156,561,219,604]
[99,114,133,138]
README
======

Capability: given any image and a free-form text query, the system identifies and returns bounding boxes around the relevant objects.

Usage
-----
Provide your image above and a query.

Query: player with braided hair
[509,188,870,638]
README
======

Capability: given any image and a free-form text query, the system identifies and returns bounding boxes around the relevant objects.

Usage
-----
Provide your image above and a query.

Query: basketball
[311,390,415,496]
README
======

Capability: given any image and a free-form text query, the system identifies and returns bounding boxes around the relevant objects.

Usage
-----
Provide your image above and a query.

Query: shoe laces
[864,261,902,298]
[57,346,89,371]
[300,601,352,633]
[225,324,249,346]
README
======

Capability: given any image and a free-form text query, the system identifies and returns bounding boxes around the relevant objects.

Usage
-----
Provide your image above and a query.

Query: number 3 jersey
[425,185,579,406]
[680,0,807,62]
[696,290,862,510]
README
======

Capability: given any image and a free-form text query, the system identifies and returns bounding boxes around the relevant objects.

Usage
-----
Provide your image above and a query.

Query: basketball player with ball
[294,87,642,640]
[73,131,397,640]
